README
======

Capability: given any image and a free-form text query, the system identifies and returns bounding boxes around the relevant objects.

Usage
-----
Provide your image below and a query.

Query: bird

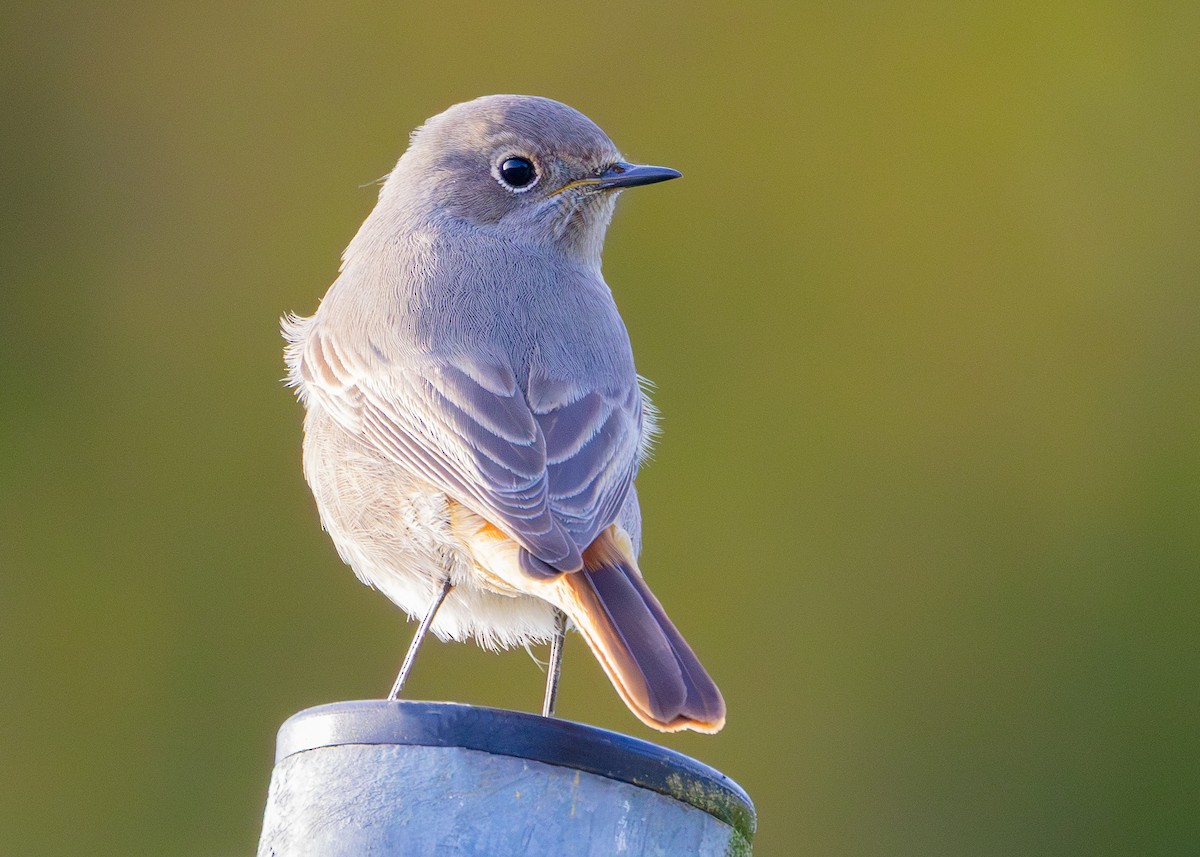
[283,94,725,734]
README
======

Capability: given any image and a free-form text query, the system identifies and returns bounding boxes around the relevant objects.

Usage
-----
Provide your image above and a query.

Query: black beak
[594,161,682,190]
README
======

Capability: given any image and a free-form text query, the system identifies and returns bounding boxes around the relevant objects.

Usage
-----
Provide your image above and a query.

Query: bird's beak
[553,162,682,195]
[594,161,682,190]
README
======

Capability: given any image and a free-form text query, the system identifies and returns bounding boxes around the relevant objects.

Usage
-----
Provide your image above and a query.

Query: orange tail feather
[555,526,726,734]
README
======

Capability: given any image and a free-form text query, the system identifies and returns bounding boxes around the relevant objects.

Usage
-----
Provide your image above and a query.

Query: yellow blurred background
[2,2,1197,854]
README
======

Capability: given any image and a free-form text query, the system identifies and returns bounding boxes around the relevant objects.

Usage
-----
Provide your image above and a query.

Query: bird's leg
[542,608,566,717]
[388,578,453,700]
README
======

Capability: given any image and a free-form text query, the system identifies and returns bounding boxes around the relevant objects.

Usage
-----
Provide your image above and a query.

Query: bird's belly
[301,406,559,649]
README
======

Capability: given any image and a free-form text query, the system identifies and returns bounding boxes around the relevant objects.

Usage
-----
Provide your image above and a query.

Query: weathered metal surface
[257,701,754,856]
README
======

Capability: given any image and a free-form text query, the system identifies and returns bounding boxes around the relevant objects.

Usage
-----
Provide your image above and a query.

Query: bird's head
[382,94,680,264]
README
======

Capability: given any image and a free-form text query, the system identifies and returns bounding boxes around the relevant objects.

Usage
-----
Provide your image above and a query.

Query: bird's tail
[552,526,726,734]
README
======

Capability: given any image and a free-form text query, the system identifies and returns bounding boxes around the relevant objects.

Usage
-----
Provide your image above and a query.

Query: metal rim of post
[275,699,756,842]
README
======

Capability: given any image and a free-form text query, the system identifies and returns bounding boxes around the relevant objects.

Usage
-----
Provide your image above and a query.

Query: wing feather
[296,325,643,575]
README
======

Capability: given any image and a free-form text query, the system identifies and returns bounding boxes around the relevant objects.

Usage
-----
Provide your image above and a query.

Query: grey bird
[283,94,725,733]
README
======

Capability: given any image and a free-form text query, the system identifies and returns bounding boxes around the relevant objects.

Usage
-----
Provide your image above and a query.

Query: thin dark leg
[542,609,566,717]
[387,578,453,700]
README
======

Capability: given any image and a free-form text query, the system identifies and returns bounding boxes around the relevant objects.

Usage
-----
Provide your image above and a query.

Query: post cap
[276,699,755,841]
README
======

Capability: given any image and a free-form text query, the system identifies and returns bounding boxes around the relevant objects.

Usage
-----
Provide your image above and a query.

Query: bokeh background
[3,2,1198,855]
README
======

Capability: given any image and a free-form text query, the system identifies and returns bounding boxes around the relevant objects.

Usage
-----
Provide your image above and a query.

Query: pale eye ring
[494,156,539,192]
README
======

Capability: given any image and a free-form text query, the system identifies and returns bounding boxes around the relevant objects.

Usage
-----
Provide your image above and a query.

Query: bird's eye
[496,156,538,191]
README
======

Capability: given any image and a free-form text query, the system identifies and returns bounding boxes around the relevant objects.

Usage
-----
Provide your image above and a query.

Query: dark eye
[497,156,537,190]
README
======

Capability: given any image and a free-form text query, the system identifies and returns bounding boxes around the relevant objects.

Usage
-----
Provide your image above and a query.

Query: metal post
[257,700,755,856]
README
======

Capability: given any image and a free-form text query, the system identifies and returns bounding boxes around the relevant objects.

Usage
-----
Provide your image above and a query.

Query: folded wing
[292,323,642,575]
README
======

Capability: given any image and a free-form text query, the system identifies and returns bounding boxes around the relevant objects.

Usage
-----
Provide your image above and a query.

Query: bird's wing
[294,324,641,575]
[530,376,643,552]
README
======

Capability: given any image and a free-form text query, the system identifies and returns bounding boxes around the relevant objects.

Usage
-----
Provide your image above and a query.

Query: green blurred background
[3,2,1198,855]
